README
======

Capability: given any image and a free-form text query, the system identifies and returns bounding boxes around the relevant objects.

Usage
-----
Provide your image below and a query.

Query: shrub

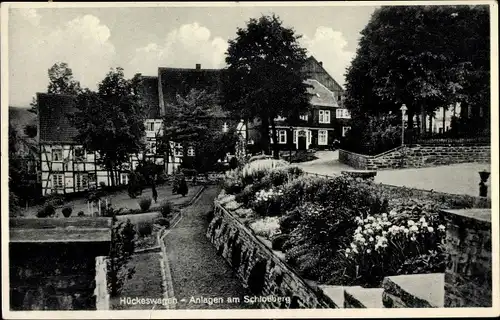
[136,221,153,238]
[251,187,284,216]
[99,181,107,189]
[45,194,65,207]
[154,218,171,228]
[229,157,238,169]
[77,211,85,217]
[62,206,73,218]
[249,216,281,239]
[280,175,328,213]
[283,201,358,281]
[160,200,174,218]
[234,184,255,207]
[240,159,289,186]
[138,197,152,211]
[181,168,198,177]
[337,209,447,287]
[177,177,189,196]
[222,170,243,194]
[128,171,144,198]
[271,234,290,251]
[37,203,56,218]
[108,218,136,296]
[156,173,168,185]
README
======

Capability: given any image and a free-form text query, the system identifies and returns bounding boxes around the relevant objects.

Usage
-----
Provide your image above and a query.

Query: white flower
[389,209,397,216]
[366,249,372,253]
[438,224,446,231]
[410,225,419,232]
[382,213,388,218]
[382,231,387,236]
[369,237,374,242]
[427,227,434,233]
[419,217,426,223]
[422,222,428,228]
[407,220,415,226]
[404,228,410,234]
[410,236,416,241]
[351,243,357,249]
[345,248,351,253]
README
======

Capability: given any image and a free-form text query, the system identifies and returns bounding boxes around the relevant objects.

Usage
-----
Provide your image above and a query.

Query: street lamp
[400,104,408,146]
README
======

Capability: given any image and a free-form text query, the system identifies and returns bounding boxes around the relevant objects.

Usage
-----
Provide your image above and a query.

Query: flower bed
[220,159,452,288]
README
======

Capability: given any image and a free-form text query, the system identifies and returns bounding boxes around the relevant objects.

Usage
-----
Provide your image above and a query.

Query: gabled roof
[37,93,79,144]
[305,79,339,108]
[303,56,344,93]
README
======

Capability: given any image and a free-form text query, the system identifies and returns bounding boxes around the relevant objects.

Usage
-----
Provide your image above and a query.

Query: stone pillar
[94,256,109,310]
[440,209,492,307]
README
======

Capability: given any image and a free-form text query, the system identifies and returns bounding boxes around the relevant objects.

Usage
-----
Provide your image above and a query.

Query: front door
[297,131,307,150]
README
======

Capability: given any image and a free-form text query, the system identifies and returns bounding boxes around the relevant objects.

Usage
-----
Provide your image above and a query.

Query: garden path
[163,186,255,309]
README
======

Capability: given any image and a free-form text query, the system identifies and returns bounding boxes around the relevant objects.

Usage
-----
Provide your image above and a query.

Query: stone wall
[206,201,338,309]
[9,242,109,310]
[441,209,492,307]
[339,145,490,170]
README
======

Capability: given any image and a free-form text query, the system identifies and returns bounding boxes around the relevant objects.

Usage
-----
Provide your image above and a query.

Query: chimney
[196,63,201,70]
[319,61,323,66]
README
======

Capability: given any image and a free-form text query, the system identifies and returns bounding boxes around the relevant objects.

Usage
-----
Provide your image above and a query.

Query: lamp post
[400,104,408,146]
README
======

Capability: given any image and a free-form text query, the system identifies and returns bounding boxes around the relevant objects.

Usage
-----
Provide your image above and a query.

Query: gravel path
[164,186,255,309]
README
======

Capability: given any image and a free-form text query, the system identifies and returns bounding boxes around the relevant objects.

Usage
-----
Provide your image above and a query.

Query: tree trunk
[108,161,116,187]
[420,104,427,135]
[260,116,271,155]
[270,118,279,159]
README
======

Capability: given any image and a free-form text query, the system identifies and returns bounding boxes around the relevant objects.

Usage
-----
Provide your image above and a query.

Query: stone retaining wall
[339,145,490,170]
[441,209,492,307]
[206,201,338,309]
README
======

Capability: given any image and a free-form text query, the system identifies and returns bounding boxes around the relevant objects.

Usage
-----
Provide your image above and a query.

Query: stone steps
[344,287,385,308]
[319,285,362,308]
[382,273,445,308]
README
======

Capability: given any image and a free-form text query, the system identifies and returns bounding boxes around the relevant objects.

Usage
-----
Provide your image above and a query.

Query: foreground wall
[206,201,338,309]
[339,145,490,170]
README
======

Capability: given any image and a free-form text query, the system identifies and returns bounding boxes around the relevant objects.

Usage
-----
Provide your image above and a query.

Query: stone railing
[339,145,490,170]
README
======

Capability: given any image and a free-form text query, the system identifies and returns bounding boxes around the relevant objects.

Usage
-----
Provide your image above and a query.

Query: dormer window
[222,122,229,133]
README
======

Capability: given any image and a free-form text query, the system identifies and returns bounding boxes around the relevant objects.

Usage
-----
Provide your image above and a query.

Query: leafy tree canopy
[71,67,145,185]
[222,14,311,157]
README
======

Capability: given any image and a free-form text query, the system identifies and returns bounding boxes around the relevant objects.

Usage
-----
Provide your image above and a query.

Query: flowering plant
[251,187,284,216]
[338,210,446,287]
[249,216,281,239]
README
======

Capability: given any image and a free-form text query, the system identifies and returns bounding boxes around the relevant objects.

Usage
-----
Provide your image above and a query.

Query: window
[74,146,85,162]
[342,126,351,137]
[120,173,129,185]
[299,114,308,121]
[52,174,64,189]
[338,95,342,102]
[146,121,155,132]
[336,108,351,119]
[319,110,331,123]
[318,130,328,145]
[187,146,195,157]
[147,141,156,153]
[247,139,254,145]
[52,148,63,162]
[278,130,287,144]
[222,122,229,133]
[75,173,88,190]
[174,143,183,156]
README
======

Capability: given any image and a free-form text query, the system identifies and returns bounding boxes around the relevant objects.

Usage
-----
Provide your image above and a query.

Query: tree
[29,62,82,114]
[71,68,145,187]
[344,5,490,135]
[222,14,311,159]
[160,89,239,173]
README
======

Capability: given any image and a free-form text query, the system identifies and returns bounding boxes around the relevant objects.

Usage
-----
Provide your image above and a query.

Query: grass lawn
[110,252,165,310]
[17,184,202,218]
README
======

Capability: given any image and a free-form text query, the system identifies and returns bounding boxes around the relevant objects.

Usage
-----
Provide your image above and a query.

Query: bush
[234,184,255,207]
[108,218,136,296]
[77,211,85,217]
[156,173,168,185]
[229,157,238,169]
[249,216,281,239]
[279,175,328,214]
[239,159,289,186]
[222,170,243,194]
[160,200,174,218]
[37,203,56,218]
[45,194,65,207]
[251,187,284,216]
[99,181,107,189]
[62,206,73,218]
[128,171,144,198]
[154,218,171,228]
[136,221,153,238]
[138,197,152,211]
[271,234,290,251]
[177,177,188,196]
[181,168,198,177]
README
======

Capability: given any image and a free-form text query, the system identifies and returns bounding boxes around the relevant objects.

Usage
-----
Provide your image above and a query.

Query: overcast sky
[8,4,378,107]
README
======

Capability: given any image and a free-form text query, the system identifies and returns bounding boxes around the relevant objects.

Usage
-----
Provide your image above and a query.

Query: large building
[36,56,346,195]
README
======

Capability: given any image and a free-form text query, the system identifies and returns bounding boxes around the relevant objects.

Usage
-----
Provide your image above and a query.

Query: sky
[8,4,378,107]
